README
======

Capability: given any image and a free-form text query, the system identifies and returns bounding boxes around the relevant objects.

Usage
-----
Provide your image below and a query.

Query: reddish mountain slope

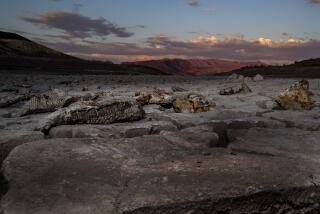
[123,58,265,75]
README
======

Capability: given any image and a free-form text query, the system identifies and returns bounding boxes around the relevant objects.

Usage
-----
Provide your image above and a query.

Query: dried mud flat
[1,73,320,214]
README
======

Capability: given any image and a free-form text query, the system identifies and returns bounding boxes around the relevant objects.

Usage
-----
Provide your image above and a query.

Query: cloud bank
[186,0,200,6]
[38,33,320,64]
[20,12,134,39]
[309,0,320,4]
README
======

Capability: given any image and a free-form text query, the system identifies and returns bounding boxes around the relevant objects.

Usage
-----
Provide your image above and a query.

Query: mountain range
[0,31,162,75]
[0,31,319,77]
[123,58,265,75]
[0,31,75,59]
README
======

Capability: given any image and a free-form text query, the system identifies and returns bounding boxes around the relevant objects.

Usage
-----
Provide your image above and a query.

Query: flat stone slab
[48,120,178,139]
[2,133,320,213]
[0,130,43,164]
[229,127,320,164]
[262,109,320,131]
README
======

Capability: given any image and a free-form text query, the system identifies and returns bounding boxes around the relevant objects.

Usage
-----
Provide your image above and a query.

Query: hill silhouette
[0,31,164,75]
[219,58,320,78]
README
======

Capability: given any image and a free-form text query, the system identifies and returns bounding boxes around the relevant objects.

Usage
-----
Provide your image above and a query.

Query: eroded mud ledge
[126,186,320,214]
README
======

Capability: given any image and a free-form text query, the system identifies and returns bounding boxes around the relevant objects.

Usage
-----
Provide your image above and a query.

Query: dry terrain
[1,72,320,213]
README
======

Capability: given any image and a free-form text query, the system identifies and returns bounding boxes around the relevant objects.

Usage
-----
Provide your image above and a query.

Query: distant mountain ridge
[123,58,265,75]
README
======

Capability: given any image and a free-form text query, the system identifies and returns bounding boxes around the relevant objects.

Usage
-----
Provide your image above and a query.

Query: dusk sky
[1,0,320,64]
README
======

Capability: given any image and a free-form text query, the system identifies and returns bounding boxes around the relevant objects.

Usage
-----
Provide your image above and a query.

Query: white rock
[253,74,264,81]
[228,73,238,80]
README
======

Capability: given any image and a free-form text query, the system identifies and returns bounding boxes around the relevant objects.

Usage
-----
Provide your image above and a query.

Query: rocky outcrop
[0,94,30,108]
[134,89,214,113]
[40,99,145,134]
[134,89,173,107]
[134,92,151,106]
[275,80,314,110]
[19,90,110,116]
[219,82,252,95]
[149,88,173,107]
[171,86,188,92]
[173,93,214,113]
[173,97,194,113]
[21,89,66,116]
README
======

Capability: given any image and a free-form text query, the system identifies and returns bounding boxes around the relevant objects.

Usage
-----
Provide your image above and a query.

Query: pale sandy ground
[1,74,320,213]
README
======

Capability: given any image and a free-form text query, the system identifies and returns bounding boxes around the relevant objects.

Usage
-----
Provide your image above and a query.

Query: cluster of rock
[0,79,317,139]
[0,89,112,114]
[173,93,214,113]
[219,82,252,95]
[134,88,173,107]
[0,94,31,108]
[0,89,144,134]
[228,73,264,82]
[225,76,315,111]
[20,89,67,116]
[134,88,214,113]
[40,98,144,134]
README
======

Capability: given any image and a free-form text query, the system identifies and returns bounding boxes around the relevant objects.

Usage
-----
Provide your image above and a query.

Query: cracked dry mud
[1,73,320,213]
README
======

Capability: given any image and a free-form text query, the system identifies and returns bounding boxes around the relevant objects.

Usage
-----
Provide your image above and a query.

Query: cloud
[202,6,215,12]
[20,11,134,39]
[73,3,83,12]
[135,25,146,29]
[192,35,218,44]
[186,0,200,6]
[309,0,320,4]
[37,33,320,64]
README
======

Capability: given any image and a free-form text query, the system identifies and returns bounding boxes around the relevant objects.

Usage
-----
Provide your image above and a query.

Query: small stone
[240,82,252,93]
[238,75,244,81]
[253,74,264,81]
[219,82,252,95]
[14,83,32,88]
[134,91,151,106]
[228,73,238,80]
[172,86,188,92]
[244,77,252,83]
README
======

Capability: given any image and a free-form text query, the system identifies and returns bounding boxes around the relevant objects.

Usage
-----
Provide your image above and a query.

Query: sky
[1,0,320,64]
